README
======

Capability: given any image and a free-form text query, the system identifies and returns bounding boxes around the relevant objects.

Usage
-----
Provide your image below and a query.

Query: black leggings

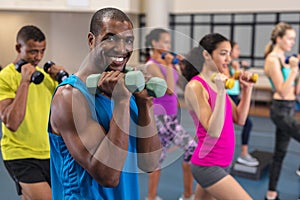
[268,99,300,191]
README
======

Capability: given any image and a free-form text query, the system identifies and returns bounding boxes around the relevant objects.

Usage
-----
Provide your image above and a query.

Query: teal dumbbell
[146,77,167,98]
[86,69,167,98]
[86,70,145,94]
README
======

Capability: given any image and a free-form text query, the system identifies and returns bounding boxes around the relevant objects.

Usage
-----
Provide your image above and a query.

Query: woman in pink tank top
[183,33,254,200]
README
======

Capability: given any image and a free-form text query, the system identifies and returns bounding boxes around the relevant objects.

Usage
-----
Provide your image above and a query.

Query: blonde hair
[264,22,293,58]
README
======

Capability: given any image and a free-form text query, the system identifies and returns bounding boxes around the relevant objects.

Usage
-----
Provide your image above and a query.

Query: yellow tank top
[0,63,57,160]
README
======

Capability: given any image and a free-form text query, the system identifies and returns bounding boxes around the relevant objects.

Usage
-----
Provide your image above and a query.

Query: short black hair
[16,25,45,44]
[90,7,133,36]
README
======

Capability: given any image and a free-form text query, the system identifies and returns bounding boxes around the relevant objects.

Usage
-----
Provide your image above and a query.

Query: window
[138,12,300,67]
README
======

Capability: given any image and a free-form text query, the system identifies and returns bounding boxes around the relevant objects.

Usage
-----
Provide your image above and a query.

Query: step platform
[231,150,273,180]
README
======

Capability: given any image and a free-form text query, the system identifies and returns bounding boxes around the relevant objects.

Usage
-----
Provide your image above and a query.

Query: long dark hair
[181,33,229,82]
[144,28,169,61]
[181,46,204,81]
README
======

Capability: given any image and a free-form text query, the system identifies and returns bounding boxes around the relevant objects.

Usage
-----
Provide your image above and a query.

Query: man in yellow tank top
[0,25,66,200]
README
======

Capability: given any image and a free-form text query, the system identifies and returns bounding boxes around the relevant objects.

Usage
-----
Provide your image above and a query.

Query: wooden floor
[249,101,300,119]
[249,101,270,117]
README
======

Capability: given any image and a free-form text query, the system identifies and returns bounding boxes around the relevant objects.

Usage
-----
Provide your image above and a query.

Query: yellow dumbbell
[233,71,258,83]
[211,73,235,89]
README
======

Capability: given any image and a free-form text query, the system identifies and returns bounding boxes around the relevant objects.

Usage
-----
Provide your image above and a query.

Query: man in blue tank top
[48,7,162,200]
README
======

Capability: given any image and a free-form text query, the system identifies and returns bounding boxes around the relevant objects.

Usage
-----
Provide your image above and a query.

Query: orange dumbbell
[233,71,258,83]
[211,73,235,89]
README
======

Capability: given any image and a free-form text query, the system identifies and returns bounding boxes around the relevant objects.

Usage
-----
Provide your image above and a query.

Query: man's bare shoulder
[51,84,88,113]
[54,84,83,99]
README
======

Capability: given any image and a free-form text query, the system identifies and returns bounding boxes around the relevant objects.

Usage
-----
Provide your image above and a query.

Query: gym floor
[0,105,299,200]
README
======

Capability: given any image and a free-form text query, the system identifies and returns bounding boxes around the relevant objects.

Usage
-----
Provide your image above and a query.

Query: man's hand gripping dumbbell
[44,61,69,83]
[86,67,167,98]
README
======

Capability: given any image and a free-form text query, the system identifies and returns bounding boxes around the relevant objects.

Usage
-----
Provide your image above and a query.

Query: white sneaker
[178,194,194,200]
[145,196,163,200]
[296,166,300,176]
[237,154,259,167]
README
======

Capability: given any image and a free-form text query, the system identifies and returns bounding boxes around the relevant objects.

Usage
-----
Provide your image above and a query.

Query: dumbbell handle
[86,71,167,98]
[285,54,300,68]
[44,61,55,72]
[86,71,145,95]
[145,77,167,98]
[161,52,179,65]
[211,73,235,89]
[15,59,44,84]
[233,71,258,83]
[44,61,69,83]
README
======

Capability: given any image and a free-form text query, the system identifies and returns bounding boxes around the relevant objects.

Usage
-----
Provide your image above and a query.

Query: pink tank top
[148,58,178,115]
[190,75,235,167]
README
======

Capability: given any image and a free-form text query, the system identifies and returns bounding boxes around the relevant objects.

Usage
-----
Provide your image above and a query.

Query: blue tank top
[48,75,140,200]
[268,66,293,91]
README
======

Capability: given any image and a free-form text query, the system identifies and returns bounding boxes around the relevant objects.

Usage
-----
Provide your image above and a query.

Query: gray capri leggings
[191,164,230,188]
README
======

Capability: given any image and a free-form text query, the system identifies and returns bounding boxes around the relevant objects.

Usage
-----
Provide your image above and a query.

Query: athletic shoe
[265,191,280,200]
[296,166,300,176]
[265,195,280,200]
[237,154,259,167]
[178,194,194,200]
[265,196,280,200]
[145,196,163,200]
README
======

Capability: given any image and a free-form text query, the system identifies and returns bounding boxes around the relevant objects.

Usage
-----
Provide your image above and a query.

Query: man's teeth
[111,57,124,62]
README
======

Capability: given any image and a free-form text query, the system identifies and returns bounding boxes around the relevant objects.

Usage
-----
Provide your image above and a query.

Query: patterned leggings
[155,114,197,167]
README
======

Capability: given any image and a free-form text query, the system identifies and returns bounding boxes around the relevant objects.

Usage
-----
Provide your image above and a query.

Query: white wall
[1,0,300,71]
[0,11,90,73]
[2,0,300,14]
[0,0,141,13]
[0,11,51,68]
[0,11,140,73]
[171,0,300,13]
[47,12,91,73]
